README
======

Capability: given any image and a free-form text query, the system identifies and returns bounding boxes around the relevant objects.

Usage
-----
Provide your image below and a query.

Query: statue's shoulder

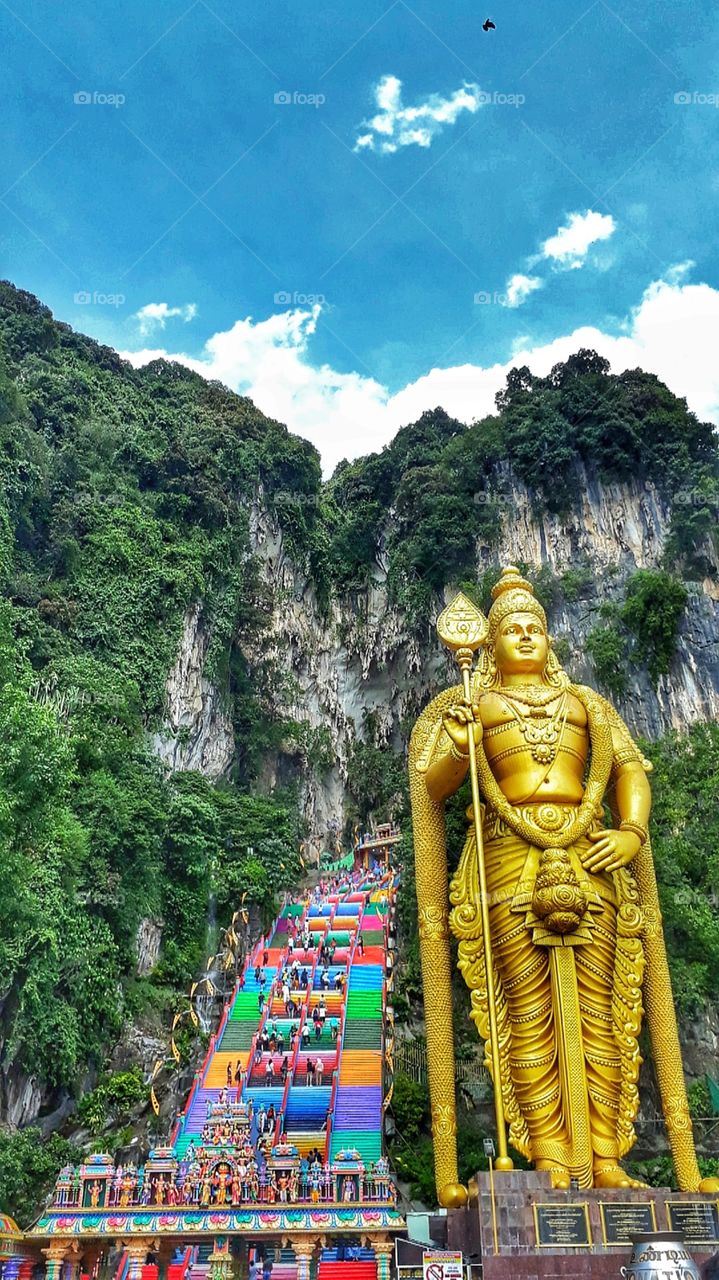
[568,682,613,716]
[570,683,652,769]
[474,688,507,724]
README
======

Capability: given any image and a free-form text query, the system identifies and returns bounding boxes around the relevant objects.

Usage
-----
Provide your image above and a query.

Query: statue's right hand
[442,703,483,756]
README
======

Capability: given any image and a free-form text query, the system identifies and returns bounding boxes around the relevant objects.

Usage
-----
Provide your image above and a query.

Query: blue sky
[2,0,719,470]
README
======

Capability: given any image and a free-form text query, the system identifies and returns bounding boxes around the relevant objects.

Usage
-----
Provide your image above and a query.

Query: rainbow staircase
[34,871,403,1260]
[171,877,395,1188]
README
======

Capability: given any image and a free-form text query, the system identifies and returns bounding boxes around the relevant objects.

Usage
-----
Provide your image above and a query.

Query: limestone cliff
[154,466,719,833]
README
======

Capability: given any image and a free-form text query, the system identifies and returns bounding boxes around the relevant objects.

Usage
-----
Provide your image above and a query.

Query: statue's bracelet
[450,742,470,762]
[619,820,648,844]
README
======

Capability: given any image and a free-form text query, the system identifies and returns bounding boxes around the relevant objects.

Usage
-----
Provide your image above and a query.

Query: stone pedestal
[446,1171,719,1280]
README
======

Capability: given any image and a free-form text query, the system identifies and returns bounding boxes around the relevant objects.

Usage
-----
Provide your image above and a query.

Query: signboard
[666,1201,719,1245]
[422,1250,463,1280]
[600,1201,657,1245]
[533,1203,592,1248]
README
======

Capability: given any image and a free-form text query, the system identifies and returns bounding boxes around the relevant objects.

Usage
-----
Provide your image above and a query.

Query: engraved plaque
[600,1201,657,1245]
[533,1203,592,1248]
[666,1201,719,1245]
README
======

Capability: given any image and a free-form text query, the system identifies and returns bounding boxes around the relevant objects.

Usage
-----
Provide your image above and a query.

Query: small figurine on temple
[89,1179,102,1209]
[201,1175,212,1207]
[342,1177,356,1202]
[231,1171,242,1205]
[213,1166,227,1205]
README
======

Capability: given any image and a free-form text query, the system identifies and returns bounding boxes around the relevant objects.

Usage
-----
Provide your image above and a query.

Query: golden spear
[437,591,513,1172]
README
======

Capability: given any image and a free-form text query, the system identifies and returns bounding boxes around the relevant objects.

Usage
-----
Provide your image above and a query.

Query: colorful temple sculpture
[28,872,402,1280]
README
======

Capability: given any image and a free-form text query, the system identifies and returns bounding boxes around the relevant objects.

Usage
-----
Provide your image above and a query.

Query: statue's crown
[488,565,547,636]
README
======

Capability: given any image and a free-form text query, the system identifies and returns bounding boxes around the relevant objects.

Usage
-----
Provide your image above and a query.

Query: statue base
[446,1171,719,1280]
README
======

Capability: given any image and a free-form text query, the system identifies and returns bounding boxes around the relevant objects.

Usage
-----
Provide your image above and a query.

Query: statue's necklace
[498,689,568,765]
[496,683,563,707]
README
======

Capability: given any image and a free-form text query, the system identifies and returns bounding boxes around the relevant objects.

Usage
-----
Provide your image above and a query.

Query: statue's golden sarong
[450,805,644,1187]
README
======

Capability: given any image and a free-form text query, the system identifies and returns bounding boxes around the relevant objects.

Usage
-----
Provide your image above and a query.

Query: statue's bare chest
[479,690,589,786]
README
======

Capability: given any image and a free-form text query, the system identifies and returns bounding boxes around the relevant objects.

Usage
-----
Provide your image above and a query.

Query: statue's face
[494,610,548,676]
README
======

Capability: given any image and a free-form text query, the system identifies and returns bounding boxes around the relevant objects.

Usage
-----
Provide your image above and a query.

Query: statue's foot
[439,1182,469,1208]
[536,1161,571,1190]
[594,1163,647,1189]
[699,1177,719,1193]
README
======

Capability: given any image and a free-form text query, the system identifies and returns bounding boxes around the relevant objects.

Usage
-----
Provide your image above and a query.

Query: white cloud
[123,306,389,469]
[120,268,719,475]
[540,210,616,269]
[133,301,198,337]
[354,74,482,154]
[504,273,543,308]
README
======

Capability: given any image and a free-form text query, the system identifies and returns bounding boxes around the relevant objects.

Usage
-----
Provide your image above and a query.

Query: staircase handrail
[326,887,366,1157]
[277,902,312,1127]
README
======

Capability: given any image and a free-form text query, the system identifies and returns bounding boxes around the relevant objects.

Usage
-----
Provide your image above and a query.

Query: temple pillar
[64,1241,84,1280]
[286,1235,320,1280]
[366,1235,394,1280]
[124,1242,148,1280]
[42,1244,69,1280]
[207,1239,232,1280]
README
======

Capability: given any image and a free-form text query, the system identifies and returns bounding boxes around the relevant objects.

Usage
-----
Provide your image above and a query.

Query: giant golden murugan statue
[409,566,718,1207]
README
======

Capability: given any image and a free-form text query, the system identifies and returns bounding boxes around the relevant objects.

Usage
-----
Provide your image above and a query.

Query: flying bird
[483,17,496,30]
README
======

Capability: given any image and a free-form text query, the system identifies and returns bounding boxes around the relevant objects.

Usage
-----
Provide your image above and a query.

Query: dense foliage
[0,283,309,1094]
[0,1129,81,1224]
[643,722,719,1013]
[312,350,719,607]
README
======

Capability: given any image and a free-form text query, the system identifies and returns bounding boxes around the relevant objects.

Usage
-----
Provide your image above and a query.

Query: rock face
[151,471,719,834]
[135,918,164,977]
[151,603,234,779]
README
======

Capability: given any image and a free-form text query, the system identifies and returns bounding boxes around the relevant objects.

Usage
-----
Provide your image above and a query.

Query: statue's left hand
[582,828,641,873]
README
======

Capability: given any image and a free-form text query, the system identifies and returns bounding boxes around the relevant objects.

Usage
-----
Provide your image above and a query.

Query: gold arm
[409,689,467,1207]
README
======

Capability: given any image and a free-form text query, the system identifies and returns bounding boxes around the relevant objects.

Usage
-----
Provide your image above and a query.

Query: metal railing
[395,1039,489,1086]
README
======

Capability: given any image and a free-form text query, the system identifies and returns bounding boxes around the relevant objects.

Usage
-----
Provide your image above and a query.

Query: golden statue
[409,566,719,1207]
